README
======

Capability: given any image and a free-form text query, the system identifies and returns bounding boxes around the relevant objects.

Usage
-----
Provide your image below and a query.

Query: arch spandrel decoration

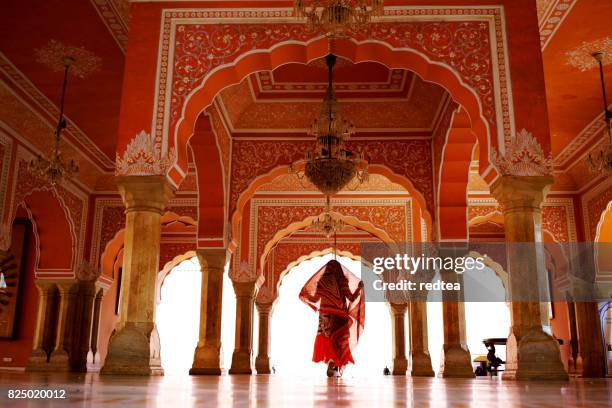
[117,6,518,189]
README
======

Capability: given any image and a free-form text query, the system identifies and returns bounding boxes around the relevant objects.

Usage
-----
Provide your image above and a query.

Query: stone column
[255,302,273,374]
[48,282,77,370]
[70,282,97,372]
[389,302,408,375]
[26,281,55,370]
[573,302,606,377]
[408,301,434,376]
[101,175,175,376]
[229,280,258,374]
[438,250,474,378]
[491,175,568,380]
[87,288,105,372]
[190,248,228,375]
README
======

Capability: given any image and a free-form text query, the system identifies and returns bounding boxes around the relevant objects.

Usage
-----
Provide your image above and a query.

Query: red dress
[299,260,365,373]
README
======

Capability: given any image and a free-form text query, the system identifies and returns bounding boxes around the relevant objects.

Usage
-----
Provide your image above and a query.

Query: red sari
[299,260,365,373]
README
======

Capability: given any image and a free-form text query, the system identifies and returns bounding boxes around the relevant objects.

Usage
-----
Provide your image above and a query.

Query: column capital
[196,248,229,271]
[116,175,175,214]
[232,280,259,298]
[389,302,408,314]
[255,302,273,314]
[33,279,56,294]
[491,175,553,212]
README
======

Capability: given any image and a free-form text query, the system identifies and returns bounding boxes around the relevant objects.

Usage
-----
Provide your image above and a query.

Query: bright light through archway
[269,254,393,379]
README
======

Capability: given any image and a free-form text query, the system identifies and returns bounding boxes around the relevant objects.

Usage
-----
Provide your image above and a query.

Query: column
[438,250,474,378]
[573,302,606,377]
[71,282,97,372]
[389,303,408,375]
[229,280,258,374]
[492,175,568,380]
[26,281,55,370]
[190,248,228,375]
[255,302,273,374]
[87,288,105,372]
[48,282,77,370]
[101,175,175,375]
[408,301,434,376]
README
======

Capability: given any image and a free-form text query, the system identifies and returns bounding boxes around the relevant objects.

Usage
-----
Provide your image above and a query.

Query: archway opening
[269,253,392,378]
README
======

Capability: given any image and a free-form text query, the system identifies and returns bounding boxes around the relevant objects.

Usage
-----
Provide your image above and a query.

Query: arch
[230,163,431,251]
[156,250,198,303]
[190,113,226,247]
[438,108,478,240]
[259,211,397,274]
[275,247,363,302]
[99,211,197,279]
[171,38,493,187]
[16,189,75,272]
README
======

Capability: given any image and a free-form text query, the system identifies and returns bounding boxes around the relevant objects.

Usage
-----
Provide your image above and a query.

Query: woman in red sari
[299,260,365,377]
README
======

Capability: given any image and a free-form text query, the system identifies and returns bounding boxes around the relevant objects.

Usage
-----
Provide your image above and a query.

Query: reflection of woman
[299,260,365,377]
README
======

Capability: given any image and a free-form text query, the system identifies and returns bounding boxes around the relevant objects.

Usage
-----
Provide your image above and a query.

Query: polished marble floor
[0,371,611,407]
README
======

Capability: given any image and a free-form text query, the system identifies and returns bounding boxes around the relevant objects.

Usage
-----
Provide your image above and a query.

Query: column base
[439,344,475,378]
[100,323,164,376]
[48,349,71,371]
[391,357,408,375]
[190,345,222,375]
[410,351,435,377]
[503,329,568,381]
[229,350,252,374]
[86,350,102,372]
[255,356,272,374]
[26,349,49,372]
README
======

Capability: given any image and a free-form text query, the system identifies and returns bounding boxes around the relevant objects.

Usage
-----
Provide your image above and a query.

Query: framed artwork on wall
[0,220,28,338]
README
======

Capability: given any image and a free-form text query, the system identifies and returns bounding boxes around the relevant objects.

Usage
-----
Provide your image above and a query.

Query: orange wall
[0,221,38,368]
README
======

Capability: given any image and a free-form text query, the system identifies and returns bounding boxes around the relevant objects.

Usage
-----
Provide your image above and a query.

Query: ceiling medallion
[28,57,79,186]
[290,54,369,196]
[294,0,384,37]
[587,51,612,175]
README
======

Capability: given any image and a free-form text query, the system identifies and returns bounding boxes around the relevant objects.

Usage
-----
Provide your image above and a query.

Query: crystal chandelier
[312,197,346,238]
[294,0,384,37]
[587,51,612,174]
[290,54,368,196]
[29,57,79,185]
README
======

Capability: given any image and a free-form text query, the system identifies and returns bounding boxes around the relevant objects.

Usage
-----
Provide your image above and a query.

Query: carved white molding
[492,128,553,176]
[115,130,176,176]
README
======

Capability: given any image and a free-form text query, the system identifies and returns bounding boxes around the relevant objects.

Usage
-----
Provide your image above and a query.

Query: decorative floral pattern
[116,130,176,175]
[230,139,433,216]
[566,36,611,72]
[35,39,102,78]
[492,129,553,176]
[587,186,612,240]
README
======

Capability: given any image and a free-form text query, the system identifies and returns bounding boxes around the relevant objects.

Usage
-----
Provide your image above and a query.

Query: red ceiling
[542,0,612,156]
[0,0,125,160]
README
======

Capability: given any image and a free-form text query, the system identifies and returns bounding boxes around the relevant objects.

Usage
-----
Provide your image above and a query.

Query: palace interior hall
[0,0,611,407]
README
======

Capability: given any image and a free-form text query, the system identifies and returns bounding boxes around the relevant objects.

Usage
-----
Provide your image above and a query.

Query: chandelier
[29,57,79,185]
[290,54,368,196]
[587,51,612,174]
[312,197,346,238]
[294,0,384,36]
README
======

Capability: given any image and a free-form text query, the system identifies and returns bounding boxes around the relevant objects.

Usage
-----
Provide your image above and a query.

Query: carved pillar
[229,280,258,374]
[26,281,56,370]
[101,175,175,376]
[69,282,97,372]
[389,303,408,375]
[438,250,474,378]
[87,288,105,372]
[255,302,273,374]
[190,248,228,375]
[573,302,606,377]
[566,299,579,375]
[408,301,434,376]
[491,175,568,380]
[48,282,78,370]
